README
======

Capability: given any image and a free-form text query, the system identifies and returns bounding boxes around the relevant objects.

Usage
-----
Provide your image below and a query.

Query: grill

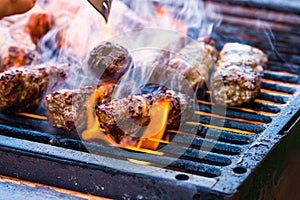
[0,0,300,199]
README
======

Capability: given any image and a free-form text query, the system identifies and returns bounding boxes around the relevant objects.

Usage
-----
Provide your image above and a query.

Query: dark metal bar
[241,102,281,113]
[261,82,297,94]
[267,62,300,75]
[198,104,273,123]
[257,92,289,104]
[197,127,254,145]
[198,116,265,133]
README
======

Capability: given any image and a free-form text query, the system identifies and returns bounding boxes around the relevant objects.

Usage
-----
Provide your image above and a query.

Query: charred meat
[167,38,217,90]
[45,84,115,131]
[0,46,40,71]
[87,41,133,83]
[0,64,66,113]
[95,90,191,145]
[211,43,268,107]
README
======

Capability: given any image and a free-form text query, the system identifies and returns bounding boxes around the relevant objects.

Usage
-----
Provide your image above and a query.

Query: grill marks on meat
[0,46,40,71]
[212,43,268,107]
[0,64,66,113]
[168,38,217,90]
[45,84,115,131]
[87,41,133,83]
[95,90,191,145]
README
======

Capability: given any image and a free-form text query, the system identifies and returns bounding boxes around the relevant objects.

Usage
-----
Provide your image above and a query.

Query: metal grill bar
[0,0,299,199]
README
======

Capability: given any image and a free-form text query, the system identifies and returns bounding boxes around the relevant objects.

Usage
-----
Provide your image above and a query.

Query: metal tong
[87,0,113,23]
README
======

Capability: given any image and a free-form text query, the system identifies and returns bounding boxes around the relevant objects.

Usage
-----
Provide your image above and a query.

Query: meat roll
[167,38,217,90]
[95,89,191,145]
[211,42,268,107]
[87,41,133,83]
[0,64,67,113]
[45,84,115,131]
[0,46,40,71]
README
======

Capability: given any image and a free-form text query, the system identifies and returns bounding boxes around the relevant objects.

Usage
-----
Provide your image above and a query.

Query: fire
[82,89,171,151]
[81,87,106,142]
[17,113,48,120]
[127,159,151,166]
[149,5,187,34]
[138,99,170,150]
[119,145,164,156]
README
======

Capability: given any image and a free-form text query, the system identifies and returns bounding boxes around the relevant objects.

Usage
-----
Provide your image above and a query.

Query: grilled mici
[167,38,217,90]
[45,84,115,132]
[0,46,40,71]
[95,89,191,145]
[211,42,268,106]
[87,41,133,83]
[0,64,67,113]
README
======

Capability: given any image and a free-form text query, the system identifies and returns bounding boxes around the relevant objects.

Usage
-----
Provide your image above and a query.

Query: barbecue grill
[0,0,300,199]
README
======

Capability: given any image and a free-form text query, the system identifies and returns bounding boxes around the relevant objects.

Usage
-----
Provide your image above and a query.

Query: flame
[17,113,48,120]
[138,99,170,150]
[194,111,266,125]
[105,134,118,146]
[118,145,164,156]
[127,159,151,166]
[148,5,187,34]
[186,121,256,135]
[81,87,107,142]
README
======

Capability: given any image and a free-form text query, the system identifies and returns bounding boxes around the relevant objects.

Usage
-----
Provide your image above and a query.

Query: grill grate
[0,0,300,199]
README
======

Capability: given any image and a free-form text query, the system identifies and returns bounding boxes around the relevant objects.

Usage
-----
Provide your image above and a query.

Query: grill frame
[0,0,300,199]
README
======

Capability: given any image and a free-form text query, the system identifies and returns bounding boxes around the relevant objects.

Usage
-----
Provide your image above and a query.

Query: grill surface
[0,0,300,199]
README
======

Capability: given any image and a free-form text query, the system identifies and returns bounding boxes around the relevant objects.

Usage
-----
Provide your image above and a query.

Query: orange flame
[127,158,151,166]
[17,113,48,120]
[119,145,164,156]
[138,99,170,150]
[81,87,106,142]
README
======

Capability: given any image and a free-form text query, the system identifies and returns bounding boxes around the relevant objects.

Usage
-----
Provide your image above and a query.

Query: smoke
[38,0,222,63]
